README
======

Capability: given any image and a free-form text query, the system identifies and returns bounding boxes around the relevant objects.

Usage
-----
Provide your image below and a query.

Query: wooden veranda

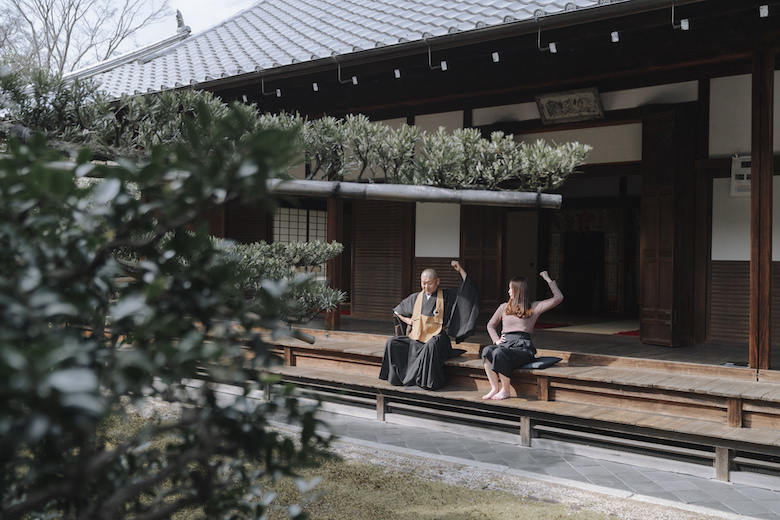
[258,318,780,485]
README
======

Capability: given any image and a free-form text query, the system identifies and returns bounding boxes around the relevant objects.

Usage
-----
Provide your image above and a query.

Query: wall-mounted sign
[730,156,751,197]
[536,87,605,125]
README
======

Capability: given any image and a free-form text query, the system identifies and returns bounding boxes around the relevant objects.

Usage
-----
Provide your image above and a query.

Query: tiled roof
[69,0,626,98]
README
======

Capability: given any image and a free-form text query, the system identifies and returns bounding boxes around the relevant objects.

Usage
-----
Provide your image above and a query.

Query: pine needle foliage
[1,71,592,191]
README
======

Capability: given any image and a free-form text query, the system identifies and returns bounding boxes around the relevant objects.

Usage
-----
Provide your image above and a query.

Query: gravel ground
[321,435,742,520]
[132,396,746,520]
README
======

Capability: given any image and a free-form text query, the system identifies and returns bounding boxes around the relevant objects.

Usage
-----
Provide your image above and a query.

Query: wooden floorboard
[301,314,767,371]
[261,326,780,459]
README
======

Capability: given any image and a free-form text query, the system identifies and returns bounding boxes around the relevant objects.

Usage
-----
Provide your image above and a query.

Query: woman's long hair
[505,277,533,318]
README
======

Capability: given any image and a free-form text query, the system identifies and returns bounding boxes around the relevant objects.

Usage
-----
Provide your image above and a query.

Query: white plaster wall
[472,102,539,126]
[414,111,463,134]
[519,124,642,164]
[377,117,407,129]
[709,75,752,158]
[415,202,461,257]
[711,176,780,261]
[286,161,307,180]
[709,72,780,158]
[600,81,698,111]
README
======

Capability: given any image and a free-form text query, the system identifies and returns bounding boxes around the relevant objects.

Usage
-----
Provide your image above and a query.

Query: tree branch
[0,120,145,162]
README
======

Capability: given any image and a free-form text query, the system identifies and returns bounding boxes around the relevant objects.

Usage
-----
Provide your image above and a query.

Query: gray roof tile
[69,0,625,98]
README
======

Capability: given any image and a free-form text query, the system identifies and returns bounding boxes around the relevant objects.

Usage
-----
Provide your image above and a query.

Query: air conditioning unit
[730,156,751,197]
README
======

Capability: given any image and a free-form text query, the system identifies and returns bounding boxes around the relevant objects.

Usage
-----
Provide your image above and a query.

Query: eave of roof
[72,0,708,99]
[195,0,708,93]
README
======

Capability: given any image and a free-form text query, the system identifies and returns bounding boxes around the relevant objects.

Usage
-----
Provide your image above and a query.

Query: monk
[379,260,479,390]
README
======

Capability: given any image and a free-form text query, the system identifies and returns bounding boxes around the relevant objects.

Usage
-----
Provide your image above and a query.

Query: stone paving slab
[282,407,780,519]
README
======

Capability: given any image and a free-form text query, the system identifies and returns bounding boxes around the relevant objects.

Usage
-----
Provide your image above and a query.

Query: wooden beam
[749,47,774,371]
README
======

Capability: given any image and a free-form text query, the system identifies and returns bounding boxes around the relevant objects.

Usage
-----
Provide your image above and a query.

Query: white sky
[129,0,257,49]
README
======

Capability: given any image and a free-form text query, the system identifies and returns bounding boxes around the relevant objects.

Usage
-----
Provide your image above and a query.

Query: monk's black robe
[379,275,479,390]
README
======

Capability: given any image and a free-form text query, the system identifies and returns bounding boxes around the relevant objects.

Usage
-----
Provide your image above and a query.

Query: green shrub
[0,102,328,519]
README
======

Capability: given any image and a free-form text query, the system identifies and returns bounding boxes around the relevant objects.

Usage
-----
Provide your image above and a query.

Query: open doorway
[563,230,606,314]
[533,198,640,338]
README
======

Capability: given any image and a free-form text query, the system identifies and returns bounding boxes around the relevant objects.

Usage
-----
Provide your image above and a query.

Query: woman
[482,271,563,400]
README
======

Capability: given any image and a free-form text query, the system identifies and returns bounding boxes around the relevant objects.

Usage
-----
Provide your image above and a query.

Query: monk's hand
[452,260,467,279]
[540,271,552,282]
[452,260,465,275]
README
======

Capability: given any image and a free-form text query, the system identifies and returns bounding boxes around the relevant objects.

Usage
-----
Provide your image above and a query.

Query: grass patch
[99,407,617,519]
[262,455,614,520]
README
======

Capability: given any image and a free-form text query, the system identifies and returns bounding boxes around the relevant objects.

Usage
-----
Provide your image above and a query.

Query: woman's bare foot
[482,388,498,399]
[490,390,510,400]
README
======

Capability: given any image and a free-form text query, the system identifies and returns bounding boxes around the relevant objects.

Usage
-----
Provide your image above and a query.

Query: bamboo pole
[22,159,562,209]
[266,179,561,208]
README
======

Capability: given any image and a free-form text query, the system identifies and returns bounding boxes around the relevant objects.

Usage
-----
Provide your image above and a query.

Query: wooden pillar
[750,48,774,370]
[693,79,711,345]
[536,376,550,401]
[519,416,533,447]
[714,447,733,482]
[204,207,225,238]
[325,197,343,330]
[284,346,296,366]
[727,398,743,428]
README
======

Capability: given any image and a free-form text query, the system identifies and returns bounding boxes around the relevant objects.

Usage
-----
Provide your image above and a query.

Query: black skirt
[481,331,536,378]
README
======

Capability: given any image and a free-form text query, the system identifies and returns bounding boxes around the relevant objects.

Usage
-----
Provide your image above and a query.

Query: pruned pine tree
[0,71,592,191]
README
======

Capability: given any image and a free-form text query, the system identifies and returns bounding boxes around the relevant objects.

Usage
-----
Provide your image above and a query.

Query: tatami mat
[545,319,639,335]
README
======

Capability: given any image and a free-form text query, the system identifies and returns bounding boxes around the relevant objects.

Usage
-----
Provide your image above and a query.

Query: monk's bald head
[421,268,437,279]
[420,268,440,295]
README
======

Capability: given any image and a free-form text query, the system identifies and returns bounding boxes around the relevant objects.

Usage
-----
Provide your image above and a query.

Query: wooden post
[376,394,387,422]
[284,346,295,366]
[714,447,733,482]
[727,398,743,428]
[325,197,343,330]
[537,375,550,401]
[750,47,774,371]
[520,416,533,447]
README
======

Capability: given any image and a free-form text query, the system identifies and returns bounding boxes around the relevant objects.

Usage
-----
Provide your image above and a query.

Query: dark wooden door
[640,184,676,346]
[639,107,696,347]
[640,110,678,346]
[461,206,503,319]
[351,200,413,319]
